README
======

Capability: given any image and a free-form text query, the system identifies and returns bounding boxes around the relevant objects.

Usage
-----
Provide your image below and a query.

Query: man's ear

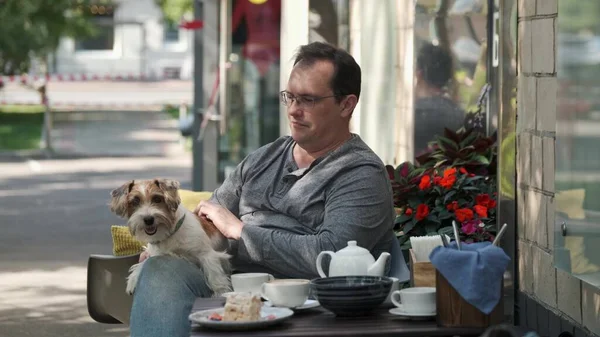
[109,180,135,217]
[340,94,358,118]
[154,179,181,212]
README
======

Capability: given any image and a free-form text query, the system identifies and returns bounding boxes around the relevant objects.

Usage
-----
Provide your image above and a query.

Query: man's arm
[234,165,395,279]
[208,160,245,217]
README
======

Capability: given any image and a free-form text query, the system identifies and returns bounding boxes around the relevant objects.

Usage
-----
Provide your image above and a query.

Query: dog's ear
[110,180,135,217]
[154,179,181,212]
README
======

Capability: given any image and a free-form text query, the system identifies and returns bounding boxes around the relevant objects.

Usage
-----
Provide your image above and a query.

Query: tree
[0,0,95,75]
[559,0,600,34]
[156,0,193,24]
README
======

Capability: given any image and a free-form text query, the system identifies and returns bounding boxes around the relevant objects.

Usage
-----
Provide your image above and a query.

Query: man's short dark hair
[416,42,453,89]
[293,42,361,102]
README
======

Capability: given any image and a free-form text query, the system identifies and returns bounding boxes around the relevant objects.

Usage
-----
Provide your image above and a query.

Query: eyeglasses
[280,90,339,109]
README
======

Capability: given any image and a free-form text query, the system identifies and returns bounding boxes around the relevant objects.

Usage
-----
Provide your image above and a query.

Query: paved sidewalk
[0,110,193,337]
[48,110,187,157]
[1,80,193,106]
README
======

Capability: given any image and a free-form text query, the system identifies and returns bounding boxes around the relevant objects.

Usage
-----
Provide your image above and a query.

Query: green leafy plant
[387,164,498,250]
[415,127,497,176]
[386,125,499,250]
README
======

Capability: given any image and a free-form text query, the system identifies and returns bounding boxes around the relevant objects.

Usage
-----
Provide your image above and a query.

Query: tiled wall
[516,0,600,335]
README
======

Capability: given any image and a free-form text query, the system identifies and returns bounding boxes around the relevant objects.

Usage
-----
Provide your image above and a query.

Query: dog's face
[110,179,181,243]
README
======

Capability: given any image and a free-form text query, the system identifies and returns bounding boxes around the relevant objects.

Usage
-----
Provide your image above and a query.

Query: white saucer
[264,299,320,311]
[389,307,436,320]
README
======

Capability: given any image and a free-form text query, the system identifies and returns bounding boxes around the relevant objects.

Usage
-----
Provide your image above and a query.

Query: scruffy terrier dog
[109,178,232,296]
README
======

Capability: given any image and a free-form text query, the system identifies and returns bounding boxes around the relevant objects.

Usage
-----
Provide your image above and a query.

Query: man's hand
[195,201,244,240]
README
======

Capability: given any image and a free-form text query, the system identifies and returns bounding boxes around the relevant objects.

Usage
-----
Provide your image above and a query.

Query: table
[190,298,486,337]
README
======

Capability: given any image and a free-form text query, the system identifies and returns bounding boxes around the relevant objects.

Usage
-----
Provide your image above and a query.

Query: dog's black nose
[143,216,154,226]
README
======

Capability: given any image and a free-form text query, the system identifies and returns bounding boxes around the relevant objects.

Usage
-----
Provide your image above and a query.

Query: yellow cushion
[111,225,145,256]
[111,190,213,256]
[555,188,585,220]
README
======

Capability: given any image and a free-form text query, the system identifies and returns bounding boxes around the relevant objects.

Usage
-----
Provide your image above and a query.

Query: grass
[0,105,45,151]
[163,104,181,120]
[162,104,194,152]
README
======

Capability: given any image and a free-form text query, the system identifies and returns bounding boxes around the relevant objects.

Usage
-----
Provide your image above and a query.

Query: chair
[87,254,140,325]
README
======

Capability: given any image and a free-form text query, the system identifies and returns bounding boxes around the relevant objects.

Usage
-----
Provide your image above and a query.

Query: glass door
[217,0,282,182]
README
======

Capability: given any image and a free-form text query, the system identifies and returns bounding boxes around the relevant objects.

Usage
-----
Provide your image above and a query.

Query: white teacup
[231,273,274,294]
[261,279,310,308]
[390,287,436,314]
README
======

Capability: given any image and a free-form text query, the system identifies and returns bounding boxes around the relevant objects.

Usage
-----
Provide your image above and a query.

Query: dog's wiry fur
[110,179,232,296]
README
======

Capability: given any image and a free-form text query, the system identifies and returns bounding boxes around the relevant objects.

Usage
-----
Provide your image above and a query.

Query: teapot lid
[335,241,370,256]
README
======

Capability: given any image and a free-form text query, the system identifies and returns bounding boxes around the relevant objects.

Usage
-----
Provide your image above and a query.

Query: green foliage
[559,0,600,34]
[0,110,44,150]
[415,127,497,176]
[156,0,193,24]
[0,0,96,75]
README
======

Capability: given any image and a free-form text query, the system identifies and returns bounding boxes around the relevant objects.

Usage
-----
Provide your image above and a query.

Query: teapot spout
[367,252,391,276]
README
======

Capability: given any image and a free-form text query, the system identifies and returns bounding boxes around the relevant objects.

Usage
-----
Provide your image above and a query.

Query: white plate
[389,306,436,320]
[264,299,320,310]
[189,307,294,331]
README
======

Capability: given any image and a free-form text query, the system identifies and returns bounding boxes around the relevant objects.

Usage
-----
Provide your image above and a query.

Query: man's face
[285,60,354,148]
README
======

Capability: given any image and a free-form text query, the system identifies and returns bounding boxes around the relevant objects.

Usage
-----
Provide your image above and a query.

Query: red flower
[418,175,432,190]
[476,194,491,207]
[415,204,429,221]
[433,176,442,185]
[455,208,474,222]
[436,167,457,189]
[446,201,459,211]
[439,175,456,189]
[405,208,413,216]
[443,167,457,178]
[476,194,497,209]
[473,205,488,218]
[459,167,468,174]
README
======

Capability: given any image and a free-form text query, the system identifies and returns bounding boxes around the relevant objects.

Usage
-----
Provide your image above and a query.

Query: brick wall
[516,0,600,335]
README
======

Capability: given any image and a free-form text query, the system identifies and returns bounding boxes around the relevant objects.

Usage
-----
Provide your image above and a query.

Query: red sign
[179,19,204,30]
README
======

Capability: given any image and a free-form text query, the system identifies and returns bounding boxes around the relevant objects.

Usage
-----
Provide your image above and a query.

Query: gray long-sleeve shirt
[209,134,395,279]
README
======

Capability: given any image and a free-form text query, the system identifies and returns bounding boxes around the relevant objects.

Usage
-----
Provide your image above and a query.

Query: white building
[53,0,194,79]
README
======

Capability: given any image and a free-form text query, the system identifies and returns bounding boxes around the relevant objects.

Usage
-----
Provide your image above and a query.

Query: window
[555,0,600,288]
[75,8,115,51]
[164,21,180,43]
[308,0,350,50]
[413,0,494,156]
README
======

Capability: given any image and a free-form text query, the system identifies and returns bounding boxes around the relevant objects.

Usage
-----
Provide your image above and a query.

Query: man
[414,42,465,156]
[129,42,398,337]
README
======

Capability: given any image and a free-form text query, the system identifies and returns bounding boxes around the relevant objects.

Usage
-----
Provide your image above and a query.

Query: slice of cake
[223,293,262,322]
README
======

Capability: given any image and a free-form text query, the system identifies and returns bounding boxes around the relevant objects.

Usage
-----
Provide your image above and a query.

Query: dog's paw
[126,262,143,295]
[126,278,136,295]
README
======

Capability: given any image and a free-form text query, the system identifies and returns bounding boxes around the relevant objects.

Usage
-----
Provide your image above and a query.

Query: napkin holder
[409,249,436,287]
[435,269,503,328]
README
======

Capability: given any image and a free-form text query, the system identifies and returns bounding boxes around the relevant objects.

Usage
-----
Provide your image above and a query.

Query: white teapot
[316,240,391,278]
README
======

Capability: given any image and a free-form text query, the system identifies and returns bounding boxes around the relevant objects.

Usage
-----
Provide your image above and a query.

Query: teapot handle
[316,251,335,278]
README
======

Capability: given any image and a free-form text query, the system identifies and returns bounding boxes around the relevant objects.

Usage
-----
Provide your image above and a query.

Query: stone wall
[516,0,600,335]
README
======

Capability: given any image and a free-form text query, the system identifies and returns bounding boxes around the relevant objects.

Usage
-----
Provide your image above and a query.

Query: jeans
[129,256,213,337]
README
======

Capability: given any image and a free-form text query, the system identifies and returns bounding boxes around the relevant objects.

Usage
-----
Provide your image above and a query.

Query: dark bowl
[310,276,393,317]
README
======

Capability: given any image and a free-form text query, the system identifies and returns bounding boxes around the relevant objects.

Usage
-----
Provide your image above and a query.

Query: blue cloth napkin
[429,241,510,314]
